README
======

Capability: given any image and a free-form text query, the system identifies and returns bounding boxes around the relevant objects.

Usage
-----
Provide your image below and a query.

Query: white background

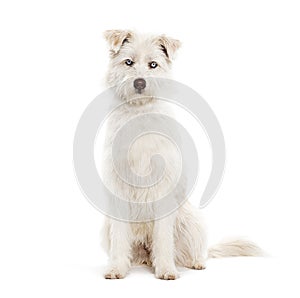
[1,0,300,297]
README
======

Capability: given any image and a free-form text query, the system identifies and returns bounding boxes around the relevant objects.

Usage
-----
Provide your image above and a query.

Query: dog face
[104,30,181,102]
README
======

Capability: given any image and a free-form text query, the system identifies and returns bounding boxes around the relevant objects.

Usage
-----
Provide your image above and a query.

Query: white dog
[101,30,262,280]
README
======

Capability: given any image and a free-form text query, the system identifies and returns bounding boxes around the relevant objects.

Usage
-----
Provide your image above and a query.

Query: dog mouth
[135,89,143,94]
[128,88,154,104]
[116,77,156,103]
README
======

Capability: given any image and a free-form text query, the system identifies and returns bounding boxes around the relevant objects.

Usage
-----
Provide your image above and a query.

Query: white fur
[101,30,262,280]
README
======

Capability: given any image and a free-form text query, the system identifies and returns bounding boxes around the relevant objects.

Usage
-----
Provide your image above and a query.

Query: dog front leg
[152,213,179,280]
[104,220,132,279]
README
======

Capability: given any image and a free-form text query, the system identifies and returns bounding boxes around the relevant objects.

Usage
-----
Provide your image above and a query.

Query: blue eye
[149,61,158,69]
[125,59,134,66]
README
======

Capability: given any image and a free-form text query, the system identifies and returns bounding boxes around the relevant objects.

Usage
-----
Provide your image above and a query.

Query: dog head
[104,30,181,103]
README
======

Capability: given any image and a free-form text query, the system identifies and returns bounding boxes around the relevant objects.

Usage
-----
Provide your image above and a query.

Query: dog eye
[125,59,134,66]
[149,61,158,69]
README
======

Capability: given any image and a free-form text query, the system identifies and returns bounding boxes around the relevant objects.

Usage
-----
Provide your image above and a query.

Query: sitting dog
[101,30,262,280]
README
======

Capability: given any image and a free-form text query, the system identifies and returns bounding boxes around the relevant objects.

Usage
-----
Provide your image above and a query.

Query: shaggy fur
[101,30,262,280]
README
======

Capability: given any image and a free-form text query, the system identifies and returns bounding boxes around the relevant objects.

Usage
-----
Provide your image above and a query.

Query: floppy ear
[157,35,181,60]
[103,30,133,54]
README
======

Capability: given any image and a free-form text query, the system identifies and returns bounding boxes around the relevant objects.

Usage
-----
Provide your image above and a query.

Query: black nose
[133,78,146,91]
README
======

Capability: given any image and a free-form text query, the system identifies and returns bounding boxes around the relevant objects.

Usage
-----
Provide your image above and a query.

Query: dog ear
[157,35,181,60]
[104,30,133,54]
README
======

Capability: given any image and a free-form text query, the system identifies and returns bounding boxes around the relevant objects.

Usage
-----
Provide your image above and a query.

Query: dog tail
[208,238,265,259]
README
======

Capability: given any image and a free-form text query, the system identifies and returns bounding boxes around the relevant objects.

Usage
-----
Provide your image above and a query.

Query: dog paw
[191,262,206,270]
[104,268,126,279]
[155,268,179,280]
[186,259,206,270]
[142,259,153,267]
